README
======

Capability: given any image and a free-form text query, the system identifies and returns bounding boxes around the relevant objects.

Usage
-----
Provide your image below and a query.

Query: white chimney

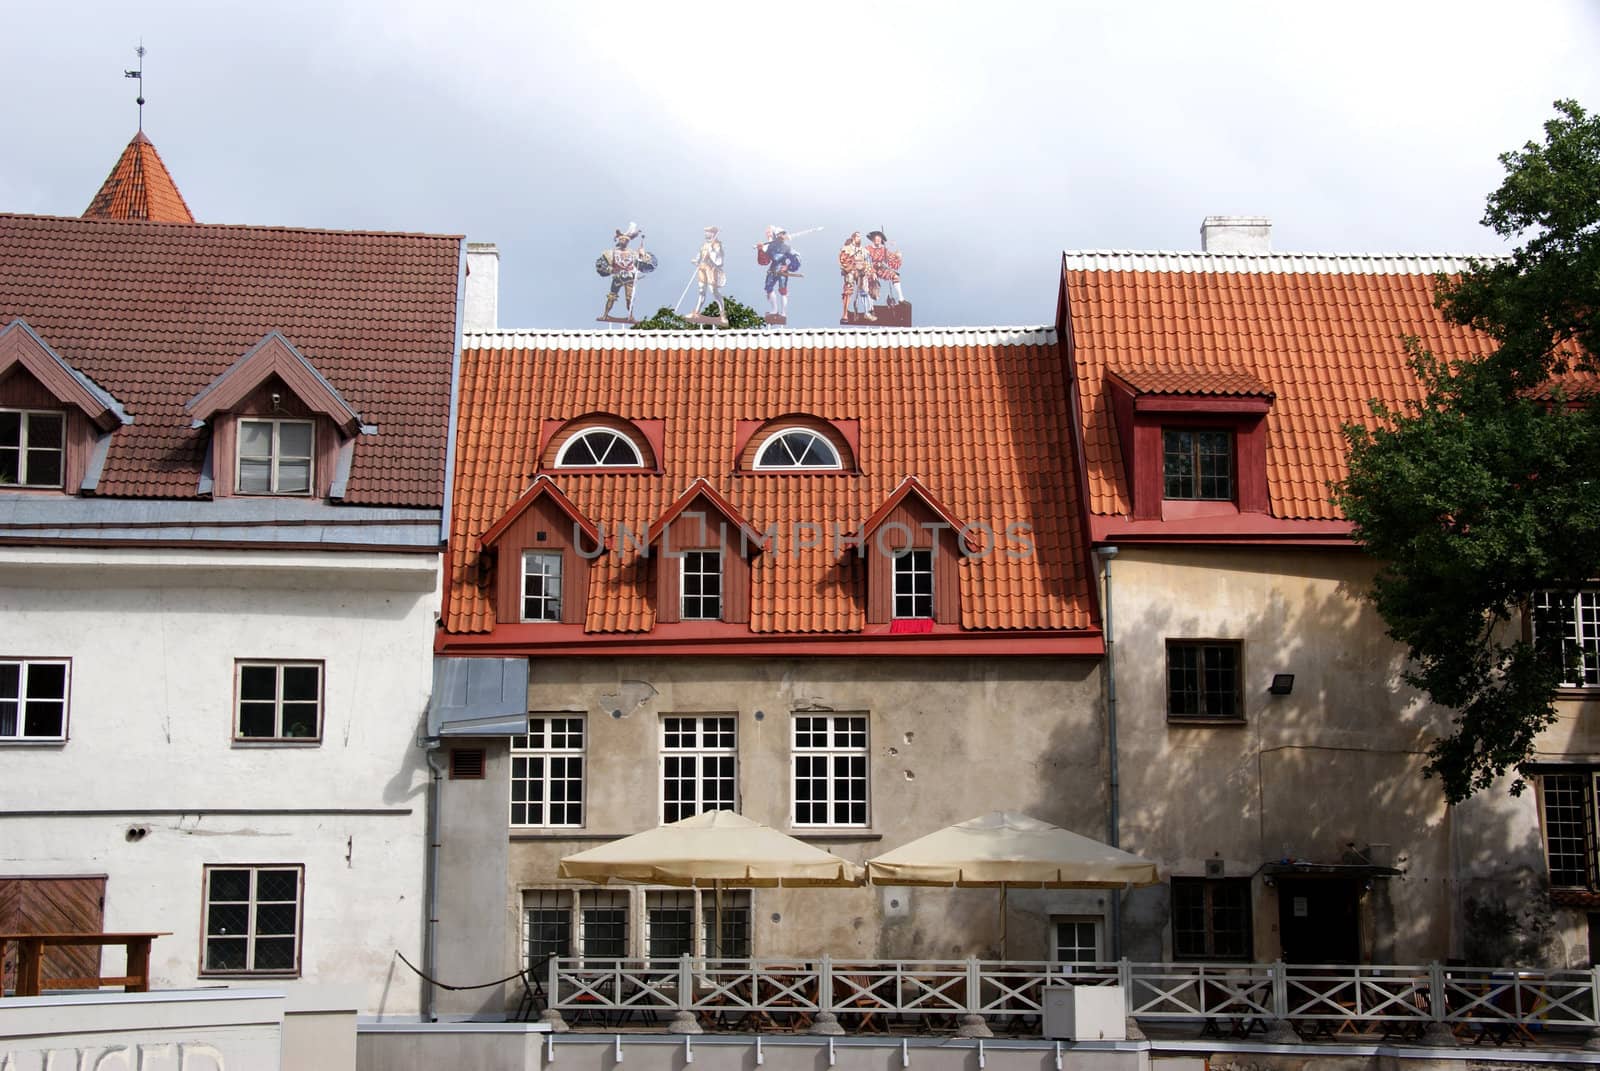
[1200,216,1272,253]
[463,242,500,332]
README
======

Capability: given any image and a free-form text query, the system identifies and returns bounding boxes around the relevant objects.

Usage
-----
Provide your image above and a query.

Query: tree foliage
[1336,100,1600,803]
[632,296,766,331]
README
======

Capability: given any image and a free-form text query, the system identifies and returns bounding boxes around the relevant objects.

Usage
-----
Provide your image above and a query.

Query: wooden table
[1,932,168,997]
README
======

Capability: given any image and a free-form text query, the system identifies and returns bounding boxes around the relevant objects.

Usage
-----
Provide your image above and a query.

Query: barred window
[1541,772,1597,889]
[792,714,869,827]
[702,890,751,959]
[511,715,585,827]
[1168,641,1242,720]
[580,890,629,960]
[647,890,696,968]
[661,715,737,822]
[525,889,573,967]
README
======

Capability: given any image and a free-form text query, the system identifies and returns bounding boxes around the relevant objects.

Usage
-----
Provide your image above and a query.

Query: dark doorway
[1277,878,1360,963]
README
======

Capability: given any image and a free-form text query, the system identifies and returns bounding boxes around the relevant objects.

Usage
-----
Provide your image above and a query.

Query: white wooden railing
[537,956,1600,1038]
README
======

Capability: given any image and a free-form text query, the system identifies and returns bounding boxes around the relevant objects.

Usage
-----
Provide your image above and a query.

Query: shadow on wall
[1010,546,1553,965]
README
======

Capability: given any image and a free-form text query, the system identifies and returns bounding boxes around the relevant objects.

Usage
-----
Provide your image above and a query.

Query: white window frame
[522,551,564,622]
[660,715,738,823]
[511,714,585,828]
[1533,590,1600,689]
[233,661,323,742]
[680,550,723,621]
[791,713,869,828]
[753,427,843,470]
[0,658,70,742]
[1051,916,1105,967]
[0,408,66,488]
[200,864,303,976]
[892,548,934,619]
[236,417,314,495]
[555,427,645,468]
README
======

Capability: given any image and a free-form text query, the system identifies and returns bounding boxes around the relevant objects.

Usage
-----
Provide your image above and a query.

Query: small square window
[201,864,303,975]
[1167,641,1242,721]
[1163,429,1233,501]
[235,661,322,741]
[522,551,563,622]
[0,658,70,741]
[237,419,314,495]
[0,409,65,489]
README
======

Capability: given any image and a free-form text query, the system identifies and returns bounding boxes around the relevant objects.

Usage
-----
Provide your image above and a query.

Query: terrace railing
[540,955,1600,1041]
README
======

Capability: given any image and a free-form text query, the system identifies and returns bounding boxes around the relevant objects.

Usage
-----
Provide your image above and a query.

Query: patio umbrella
[559,809,864,955]
[865,811,1160,957]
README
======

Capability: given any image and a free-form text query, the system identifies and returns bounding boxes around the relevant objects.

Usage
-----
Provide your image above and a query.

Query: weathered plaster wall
[1106,545,1556,964]
[0,547,437,1015]
[485,655,1114,983]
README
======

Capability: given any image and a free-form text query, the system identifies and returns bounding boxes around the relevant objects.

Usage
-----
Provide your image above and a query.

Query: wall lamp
[1269,673,1295,696]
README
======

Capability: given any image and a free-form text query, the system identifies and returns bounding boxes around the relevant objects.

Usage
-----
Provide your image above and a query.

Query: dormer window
[522,551,564,622]
[892,549,934,619]
[0,409,64,488]
[681,551,723,620]
[238,419,314,495]
[1163,429,1233,501]
[754,428,842,470]
[556,428,644,468]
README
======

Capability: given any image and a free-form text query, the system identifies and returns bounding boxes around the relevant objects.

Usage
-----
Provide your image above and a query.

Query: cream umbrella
[866,811,1160,957]
[560,809,864,955]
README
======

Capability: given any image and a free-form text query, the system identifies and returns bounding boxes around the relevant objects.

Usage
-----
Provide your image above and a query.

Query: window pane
[252,938,297,971]
[239,421,272,457]
[209,869,251,902]
[0,412,19,448]
[25,663,66,701]
[278,422,313,458]
[0,700,16,737]
[205,938,248,971]
[255,902,297,936]
[22,701,63,738]
[207,903,249,936]
[276,459,311,494]
[257,869,299,901]
[26,446,62,487]
[238,702,277,737]
[282,666,320,702]
[281,702,319,738]
[238,459,273,493]
[240,665,277,702]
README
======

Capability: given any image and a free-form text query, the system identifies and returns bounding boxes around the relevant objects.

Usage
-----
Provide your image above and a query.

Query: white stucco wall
[0,546,438,1015]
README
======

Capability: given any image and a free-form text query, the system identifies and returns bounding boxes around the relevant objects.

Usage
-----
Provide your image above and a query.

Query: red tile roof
[0,213,461,507]
[1063,255,1505,522]
[83,132,195,223]
[446,327,1095,636]
[1109,367,1273,397]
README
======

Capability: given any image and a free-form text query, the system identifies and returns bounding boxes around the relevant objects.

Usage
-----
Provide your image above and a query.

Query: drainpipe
[423,742,447,1022]
[1097,546,1123,959]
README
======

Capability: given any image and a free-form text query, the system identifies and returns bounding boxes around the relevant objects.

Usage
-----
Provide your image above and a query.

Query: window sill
[1549,887,1600,907]
[1166,717,1247,728]
[511,830,623,842]
[232,739,323,748]
[1555,687,1600,700]
[0,738,68,747]
[198,969,302,979]
[791,830,882,842]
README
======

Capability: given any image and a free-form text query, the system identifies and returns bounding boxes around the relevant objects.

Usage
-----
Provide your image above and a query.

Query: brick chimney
[1200,216,1272,253]
[463,242,500,332]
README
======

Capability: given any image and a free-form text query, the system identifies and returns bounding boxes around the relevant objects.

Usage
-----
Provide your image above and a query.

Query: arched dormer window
[556,427,645,468]
[754,427,842,470]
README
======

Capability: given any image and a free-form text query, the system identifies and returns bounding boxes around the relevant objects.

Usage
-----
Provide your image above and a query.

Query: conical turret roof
[83,131,194,223]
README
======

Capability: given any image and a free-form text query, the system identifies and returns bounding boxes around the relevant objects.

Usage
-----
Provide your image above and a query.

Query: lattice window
[681,550,723,620]
[893,549,933,619]
[201,865,302,975]
[1163,428,1233,501]
[792,714,869,827]
[661,715,737,822]
[1167,641,1242,720]
[511,715,585,827]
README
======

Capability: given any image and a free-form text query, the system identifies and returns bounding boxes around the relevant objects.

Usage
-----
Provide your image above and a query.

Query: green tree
[632,296,766,331]
[1336,100,1600,803]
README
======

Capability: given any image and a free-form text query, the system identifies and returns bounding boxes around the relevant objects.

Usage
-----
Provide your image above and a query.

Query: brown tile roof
[0,213,461,507]
[1063,254,1504,521]
[83,132,195,223]
[447,327,1094,635]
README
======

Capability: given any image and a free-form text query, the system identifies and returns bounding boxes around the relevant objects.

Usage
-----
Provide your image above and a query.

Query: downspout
[1098,545,1122,958]
[423,742,447,1022]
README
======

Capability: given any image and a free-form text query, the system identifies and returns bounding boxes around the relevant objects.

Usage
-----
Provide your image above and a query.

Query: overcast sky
[4,1,1597,330]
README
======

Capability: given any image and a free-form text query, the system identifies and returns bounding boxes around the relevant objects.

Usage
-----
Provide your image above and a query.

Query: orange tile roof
[1109,367,1273,397]
[83,132,195,223]
[1063,254,1503,521]
[447,327,1095,636]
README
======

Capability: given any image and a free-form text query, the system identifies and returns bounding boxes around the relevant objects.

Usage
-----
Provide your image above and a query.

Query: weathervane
[124,43,146,130]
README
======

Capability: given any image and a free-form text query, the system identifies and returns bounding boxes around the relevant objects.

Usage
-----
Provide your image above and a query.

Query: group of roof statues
[594,223,909,327]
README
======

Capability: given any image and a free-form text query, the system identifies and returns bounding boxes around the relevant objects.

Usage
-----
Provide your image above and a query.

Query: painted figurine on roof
[595,223,657,323]
[839,231,875,324]
[842,227,912,327]
[687,225,727,324]
[867,230,905,305]
[756,225,803,325]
